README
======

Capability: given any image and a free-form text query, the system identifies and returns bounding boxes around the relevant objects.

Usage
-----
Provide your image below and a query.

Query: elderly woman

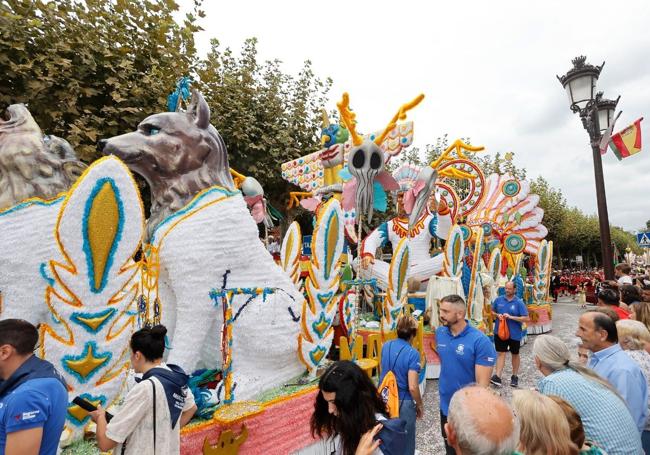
[616,319,650,452]
[631,300,650,335]
[532,334,642,454]
[512,390,579,455]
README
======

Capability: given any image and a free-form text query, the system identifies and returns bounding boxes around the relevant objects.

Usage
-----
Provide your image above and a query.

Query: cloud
[179,0,650,231]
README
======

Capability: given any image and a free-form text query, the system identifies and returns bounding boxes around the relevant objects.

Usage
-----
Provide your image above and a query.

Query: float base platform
[181,386,319,455]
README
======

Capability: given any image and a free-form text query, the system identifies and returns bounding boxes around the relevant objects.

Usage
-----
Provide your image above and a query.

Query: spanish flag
[609,117,643,160]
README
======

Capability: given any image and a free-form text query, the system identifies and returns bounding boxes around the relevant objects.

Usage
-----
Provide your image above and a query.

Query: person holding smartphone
[90,325,197,454]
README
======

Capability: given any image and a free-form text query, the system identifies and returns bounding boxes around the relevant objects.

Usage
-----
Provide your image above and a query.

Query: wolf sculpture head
[100,90,235,239]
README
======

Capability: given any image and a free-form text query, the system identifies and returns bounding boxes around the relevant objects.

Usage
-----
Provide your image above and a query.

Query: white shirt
[106,366,195,455]
[618,275,633,285]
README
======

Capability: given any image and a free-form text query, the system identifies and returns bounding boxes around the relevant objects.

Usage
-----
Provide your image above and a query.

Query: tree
[1,1,331,209]
[530,176,567,256]
[195,38,331,207]
[1,0,202,162]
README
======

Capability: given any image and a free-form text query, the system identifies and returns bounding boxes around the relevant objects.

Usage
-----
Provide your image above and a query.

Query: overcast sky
[180,0,650,233]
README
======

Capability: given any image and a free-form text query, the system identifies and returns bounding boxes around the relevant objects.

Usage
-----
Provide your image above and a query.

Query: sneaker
[511,375,519,387]
[490,374,502,386]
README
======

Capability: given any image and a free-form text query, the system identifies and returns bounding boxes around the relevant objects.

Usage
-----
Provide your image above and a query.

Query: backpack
[375,417,407,455]
[378,344,406,418]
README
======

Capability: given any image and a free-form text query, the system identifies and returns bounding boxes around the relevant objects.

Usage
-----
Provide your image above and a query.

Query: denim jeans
[399,398,417,455]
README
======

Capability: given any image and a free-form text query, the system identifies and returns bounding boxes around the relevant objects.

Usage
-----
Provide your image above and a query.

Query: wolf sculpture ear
[189,89,211,130]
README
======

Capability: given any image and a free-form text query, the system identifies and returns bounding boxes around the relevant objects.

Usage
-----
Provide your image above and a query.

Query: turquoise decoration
[427,214,439,237]
[167,76,192,112]
[462,261,471,296]
[311,313,332,338]
[513,275,525,299]
[460,225,472,242]
[70,308,117,334]
[481,223,493,236]
[504,233,526,254]
[338,166,352,182]
[82,178,124,294]
[502,180,521,197]
[61,341,112,383]
[0,195,64,218]
[308,346,328,365]
[39,262,55,286]
[373,182,388,212]
[151,186,238,244]
[316,291,335,309]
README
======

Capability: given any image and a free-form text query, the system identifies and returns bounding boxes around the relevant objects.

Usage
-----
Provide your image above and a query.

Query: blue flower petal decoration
[373,182,387,212]
[338,167,352,182]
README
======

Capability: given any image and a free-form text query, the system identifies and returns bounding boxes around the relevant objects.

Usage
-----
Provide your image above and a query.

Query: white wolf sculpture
[101,91,305,400]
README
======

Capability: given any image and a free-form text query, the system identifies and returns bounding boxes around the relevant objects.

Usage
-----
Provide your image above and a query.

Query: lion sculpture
[0,104,85,211]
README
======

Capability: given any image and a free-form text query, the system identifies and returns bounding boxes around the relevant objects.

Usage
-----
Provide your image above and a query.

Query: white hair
[448,387,520,454]
[532,335,622,399]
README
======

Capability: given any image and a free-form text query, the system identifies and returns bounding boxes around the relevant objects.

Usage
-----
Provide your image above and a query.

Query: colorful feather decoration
[39,156,144,440]
[297,199,345,375]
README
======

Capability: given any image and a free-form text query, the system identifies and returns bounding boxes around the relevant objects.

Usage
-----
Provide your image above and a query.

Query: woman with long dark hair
[311,361,387,455]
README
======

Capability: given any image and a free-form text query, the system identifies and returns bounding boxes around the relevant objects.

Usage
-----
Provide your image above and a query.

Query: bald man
[445,386,520,455]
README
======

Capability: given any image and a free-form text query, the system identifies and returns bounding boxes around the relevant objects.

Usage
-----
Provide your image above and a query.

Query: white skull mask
[348,140,384,222]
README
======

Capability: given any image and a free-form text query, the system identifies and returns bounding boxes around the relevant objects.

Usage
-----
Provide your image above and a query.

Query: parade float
[0,85,552,454]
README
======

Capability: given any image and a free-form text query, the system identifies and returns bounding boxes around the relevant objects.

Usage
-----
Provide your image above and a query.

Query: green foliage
[1,0,201,162]
[473,151,527,180]
[61,439,99,455]
[195,38,331,207]
[1,1,330,208]
[530,176,566,247]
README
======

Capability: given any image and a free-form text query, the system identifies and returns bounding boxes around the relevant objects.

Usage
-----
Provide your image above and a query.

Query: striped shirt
[538,368,642,455]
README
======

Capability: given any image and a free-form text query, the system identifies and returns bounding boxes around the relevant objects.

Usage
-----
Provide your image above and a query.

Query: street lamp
[558,56,620,279]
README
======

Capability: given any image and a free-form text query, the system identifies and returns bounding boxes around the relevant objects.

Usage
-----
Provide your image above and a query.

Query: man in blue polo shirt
[436,294,496,455]
[0,319,68,455]
[490,281,529,388]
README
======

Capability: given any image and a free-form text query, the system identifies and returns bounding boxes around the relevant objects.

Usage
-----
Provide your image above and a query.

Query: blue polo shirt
[492,295,528,341]
[379,338,421,400]
[0,378,68,455]
[436,322,496,416]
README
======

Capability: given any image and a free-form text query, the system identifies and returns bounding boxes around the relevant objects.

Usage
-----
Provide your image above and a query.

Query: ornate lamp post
[558,56,619,279]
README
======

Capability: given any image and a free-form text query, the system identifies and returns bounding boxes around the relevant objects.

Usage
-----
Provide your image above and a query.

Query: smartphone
[72,396,114,423]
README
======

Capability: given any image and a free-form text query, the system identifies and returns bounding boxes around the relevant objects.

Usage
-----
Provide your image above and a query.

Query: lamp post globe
[597,96,620,133]
[557,56,604,112]
[557,56,617,280]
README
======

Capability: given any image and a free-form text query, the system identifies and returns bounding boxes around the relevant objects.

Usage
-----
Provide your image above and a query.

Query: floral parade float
[281,95,553,379]
[0,86,551,454]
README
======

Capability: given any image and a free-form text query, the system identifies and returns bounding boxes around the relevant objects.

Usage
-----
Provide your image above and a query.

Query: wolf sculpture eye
[149,127,160,135]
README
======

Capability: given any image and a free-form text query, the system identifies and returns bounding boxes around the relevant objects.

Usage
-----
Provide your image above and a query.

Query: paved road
[415,299,585,454]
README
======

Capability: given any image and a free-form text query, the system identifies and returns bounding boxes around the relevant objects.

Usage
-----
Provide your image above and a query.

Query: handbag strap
[389,343,408,372]
[149,379,157,454]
